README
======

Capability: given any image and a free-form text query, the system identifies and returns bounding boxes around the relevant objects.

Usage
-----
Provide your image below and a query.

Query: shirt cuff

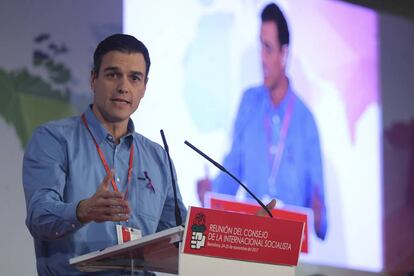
[61,201,84,231]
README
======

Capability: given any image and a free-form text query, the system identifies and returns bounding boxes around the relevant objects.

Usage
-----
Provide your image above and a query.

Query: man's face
[260,21,286,91]
[91,51,147,124]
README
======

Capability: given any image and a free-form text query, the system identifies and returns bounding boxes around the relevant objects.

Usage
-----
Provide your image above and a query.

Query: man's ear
[141,79,148,99]
[90,70,96,92]
[281,45,289,68]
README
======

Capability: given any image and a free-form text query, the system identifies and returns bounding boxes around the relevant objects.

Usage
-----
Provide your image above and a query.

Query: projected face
[260,21,287,92]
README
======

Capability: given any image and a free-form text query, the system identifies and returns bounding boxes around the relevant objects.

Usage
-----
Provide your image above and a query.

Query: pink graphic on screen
[287,0,378,142]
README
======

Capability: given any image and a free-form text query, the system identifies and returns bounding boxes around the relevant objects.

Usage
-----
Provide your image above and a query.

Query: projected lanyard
[81,114,134,199]
[265,95,295,196]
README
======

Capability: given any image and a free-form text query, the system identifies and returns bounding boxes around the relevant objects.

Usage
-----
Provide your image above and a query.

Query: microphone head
[184,140,226,172]
[160,129,169,151]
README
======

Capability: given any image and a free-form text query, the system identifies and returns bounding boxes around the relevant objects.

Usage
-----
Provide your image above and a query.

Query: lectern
[70,207,304,275]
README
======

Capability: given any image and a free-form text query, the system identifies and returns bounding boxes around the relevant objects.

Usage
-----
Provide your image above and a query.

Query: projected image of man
[198,3,327,240]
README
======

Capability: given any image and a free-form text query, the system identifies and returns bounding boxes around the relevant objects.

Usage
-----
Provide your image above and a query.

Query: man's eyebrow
[102,67,144,76]
[103,66,120,72]
[130,70,144,76]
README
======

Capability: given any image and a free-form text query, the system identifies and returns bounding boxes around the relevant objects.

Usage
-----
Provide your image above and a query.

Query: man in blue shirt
[23,34,187,275]
[198,3,327,240]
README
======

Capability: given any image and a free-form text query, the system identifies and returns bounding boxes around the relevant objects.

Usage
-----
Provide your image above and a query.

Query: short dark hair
[261,3,290,47]
[93,33,151,79]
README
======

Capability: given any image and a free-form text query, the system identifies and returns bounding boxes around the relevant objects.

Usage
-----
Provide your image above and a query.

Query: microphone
[184,140,273,218]
[160,130,183,226]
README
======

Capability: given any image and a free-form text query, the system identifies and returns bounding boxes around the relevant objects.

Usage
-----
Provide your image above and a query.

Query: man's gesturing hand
[76,171,130,223]
[255,199,277,217]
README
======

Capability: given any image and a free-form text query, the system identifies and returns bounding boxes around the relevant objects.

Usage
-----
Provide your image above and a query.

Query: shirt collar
[83,105,135,145]
[264,84,293,115]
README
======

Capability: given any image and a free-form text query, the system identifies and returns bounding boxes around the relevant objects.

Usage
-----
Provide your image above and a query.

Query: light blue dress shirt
[23,106,187,275]
[212,85,327,239]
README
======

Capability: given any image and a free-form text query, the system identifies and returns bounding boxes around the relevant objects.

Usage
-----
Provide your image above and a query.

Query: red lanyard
[81,114,134,197]
[264,95,295,192]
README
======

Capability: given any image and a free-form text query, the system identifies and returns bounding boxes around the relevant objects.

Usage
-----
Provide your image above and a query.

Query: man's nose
[117,76,129,93]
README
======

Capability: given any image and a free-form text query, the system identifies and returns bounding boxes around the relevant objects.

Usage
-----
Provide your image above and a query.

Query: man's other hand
[255,199,276,217]
[197,177,212,207]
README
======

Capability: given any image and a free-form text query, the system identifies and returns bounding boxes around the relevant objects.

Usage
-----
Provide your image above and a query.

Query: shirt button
[55,232,59,236]
[71,224,76,229]
[116,178,120,182]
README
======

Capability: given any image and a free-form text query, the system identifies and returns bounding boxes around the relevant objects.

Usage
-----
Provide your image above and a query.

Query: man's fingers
[83,204,130,223]
[255,199,277,217]
[99,170,114,192]
[94,213,130,223]
[97,190,125,200]
[96,207,130,222]
[81,169,133,223]
[93,197,129,208]
[197,178,212,207]
[92,205,130,216]
[266,199,277,211]
[99,213,129,222]
[103,170,113,190]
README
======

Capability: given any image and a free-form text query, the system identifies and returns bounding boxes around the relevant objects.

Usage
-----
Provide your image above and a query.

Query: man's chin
[103,112,131,124]
[263,81,273,91]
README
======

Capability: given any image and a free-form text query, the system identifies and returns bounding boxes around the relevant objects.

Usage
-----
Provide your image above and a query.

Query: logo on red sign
[190,212,207,249]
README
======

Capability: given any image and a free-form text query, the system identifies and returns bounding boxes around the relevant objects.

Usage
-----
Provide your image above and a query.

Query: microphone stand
[184,140,273,218]
[160,130,183,226]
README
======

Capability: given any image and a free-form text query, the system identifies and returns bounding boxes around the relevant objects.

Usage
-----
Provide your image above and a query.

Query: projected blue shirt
[23,106,187,275]
[212,85,327,239]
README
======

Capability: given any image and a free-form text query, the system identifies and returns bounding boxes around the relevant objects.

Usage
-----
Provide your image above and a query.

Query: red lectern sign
[207,195,309,253]
[183,207,304,266]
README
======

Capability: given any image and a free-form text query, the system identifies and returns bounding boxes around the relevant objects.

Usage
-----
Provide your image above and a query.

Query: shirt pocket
[130,170,165,222]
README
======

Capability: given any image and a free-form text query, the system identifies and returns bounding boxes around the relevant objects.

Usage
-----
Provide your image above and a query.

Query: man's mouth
[111,98,131,104]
